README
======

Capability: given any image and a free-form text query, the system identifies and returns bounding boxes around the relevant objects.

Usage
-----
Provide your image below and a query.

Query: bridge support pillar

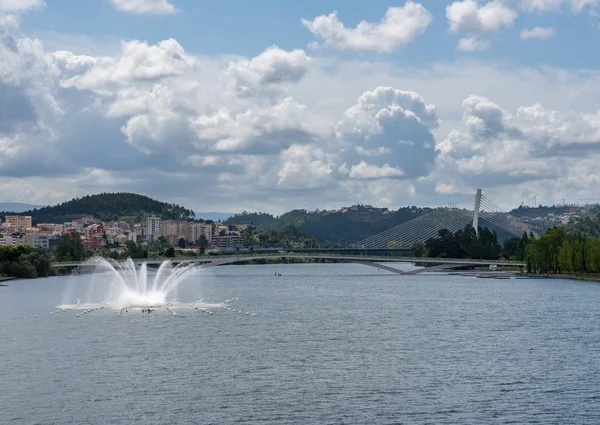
[473,188,482,237]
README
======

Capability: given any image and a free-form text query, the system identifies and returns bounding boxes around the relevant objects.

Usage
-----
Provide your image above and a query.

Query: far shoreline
[0,276,17,285]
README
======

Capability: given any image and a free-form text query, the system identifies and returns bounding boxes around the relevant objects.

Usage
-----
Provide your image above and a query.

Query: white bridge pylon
[353,189,538,249]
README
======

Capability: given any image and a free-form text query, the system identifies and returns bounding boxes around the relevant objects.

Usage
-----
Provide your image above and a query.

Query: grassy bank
[528,272,600,282]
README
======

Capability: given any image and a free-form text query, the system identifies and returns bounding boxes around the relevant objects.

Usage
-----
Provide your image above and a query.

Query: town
[0,215,242,255]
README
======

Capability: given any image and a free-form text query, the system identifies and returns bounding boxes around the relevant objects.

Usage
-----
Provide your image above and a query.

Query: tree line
[423,221,600,276]
[420,225,532,261]
[524,226,600,274]
[0,246,54,279]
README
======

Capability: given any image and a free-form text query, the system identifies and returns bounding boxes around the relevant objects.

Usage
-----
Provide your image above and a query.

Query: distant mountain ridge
[0,202,42,213]
[194,212,234,222]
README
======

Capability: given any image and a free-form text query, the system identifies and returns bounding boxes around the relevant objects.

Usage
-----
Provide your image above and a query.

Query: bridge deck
[53,255,525,275]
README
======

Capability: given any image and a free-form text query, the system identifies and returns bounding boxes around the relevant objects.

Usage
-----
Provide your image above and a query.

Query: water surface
[1,263,600,424]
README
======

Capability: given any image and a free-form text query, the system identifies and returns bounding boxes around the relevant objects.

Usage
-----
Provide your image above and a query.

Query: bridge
[53,255,525,276]
[51,189,534,272]
[352,189,539,249]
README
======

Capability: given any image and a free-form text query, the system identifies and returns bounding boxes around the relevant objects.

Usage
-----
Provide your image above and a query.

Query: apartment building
[146,216,161,237]
[215,231,241,250]
[81,235,106,251]
[0,236,22,247]
[26,233,50,250]
[4,215,32,230]
[184,222,213,245]
[160,220,213,246]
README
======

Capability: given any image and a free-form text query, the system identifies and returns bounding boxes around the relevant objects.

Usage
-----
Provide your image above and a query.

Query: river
[1,262,599,424]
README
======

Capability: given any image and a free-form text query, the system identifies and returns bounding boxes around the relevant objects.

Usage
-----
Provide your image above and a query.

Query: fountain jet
[61,258,201,310]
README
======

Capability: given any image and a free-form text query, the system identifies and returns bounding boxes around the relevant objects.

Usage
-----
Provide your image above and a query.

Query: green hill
[0,193,195,225]
[226,205,433,244]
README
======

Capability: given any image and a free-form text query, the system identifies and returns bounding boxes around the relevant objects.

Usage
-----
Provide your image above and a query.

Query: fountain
[59,257,224,314]
[54,257,258,318]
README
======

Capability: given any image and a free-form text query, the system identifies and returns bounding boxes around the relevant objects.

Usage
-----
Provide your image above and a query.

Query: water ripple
[1,263,600,424]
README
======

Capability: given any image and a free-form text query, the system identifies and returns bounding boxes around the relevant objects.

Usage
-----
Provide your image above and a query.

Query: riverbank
[528,273,600,283]
[0,276,17,285]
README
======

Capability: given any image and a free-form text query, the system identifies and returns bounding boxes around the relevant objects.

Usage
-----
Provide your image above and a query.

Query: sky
[2,0,600,214]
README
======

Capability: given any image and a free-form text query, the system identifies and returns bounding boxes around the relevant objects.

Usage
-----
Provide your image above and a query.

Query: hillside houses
[0,214,238,253]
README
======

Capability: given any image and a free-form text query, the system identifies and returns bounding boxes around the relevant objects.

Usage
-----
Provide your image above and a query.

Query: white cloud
[109,0,176,14]
[301,2,432,52]
[335,86,439,180]
[0,32,63,175]
[277,144,333,188]
[62,39,196,93]
[520,0,599,13]
[0,0,43,12]
[226,46,311,96]
[447,0,518,34]
[0,14,18,28]
[457,36,491,51]
[356,146,391,156]
[339,161,405,179]
[432,94,600,207]
[189,97,328,154]
[520,26,556,39]
[5,19,600,212]
[0,0,43,28]
[52,50,97,70]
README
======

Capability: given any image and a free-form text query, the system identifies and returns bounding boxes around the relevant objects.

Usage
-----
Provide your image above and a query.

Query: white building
[26,234,50,250]
[146,216,161,237]
[0,236,22,247]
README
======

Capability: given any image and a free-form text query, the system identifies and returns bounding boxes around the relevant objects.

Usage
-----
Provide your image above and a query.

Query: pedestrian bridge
[53,255,525,276]
[352,189,539,249]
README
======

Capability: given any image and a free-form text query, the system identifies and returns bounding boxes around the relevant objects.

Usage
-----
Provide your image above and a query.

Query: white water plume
[60,258,202,309]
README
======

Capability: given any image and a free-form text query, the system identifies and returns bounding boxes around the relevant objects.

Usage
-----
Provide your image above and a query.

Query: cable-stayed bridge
[353,189,538,249]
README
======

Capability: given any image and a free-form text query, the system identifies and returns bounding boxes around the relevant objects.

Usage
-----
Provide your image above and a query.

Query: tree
[0,246,55,279]
[503,236,520,259]
[196,234,209,254]
[411,242,426,257]
[164,246,175,257]
[526,227,576,274]
[125,240,148,259]
[22,251,53,277]
[424,225,502,260]
[425,229,468,258]
[53,233,88,261]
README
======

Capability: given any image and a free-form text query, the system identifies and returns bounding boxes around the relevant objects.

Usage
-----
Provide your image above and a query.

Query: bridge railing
[52,254,526,267]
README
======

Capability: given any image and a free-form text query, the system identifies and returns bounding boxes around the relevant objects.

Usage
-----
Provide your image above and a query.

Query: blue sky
[20,0,600,68]
[2,0,600,213]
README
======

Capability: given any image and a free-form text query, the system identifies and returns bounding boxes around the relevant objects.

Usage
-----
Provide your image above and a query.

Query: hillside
[227,206,539,245]
[0,193,195,225]
[226,206,433,244]
[509,205,572,219]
